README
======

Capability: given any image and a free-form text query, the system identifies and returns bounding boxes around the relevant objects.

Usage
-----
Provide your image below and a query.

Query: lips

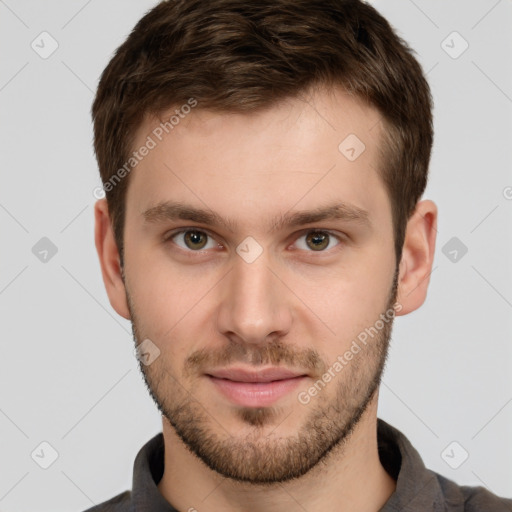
[206,366,308,407]
[207,367,305,383]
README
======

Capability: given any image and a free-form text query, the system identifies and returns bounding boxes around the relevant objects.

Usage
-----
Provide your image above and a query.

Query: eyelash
[163,228,344,256]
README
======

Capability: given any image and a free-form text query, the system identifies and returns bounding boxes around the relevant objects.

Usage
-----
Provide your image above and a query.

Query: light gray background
[1,1,511,510]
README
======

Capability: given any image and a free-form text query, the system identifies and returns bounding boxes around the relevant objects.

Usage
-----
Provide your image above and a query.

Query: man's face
[122,86,399,483]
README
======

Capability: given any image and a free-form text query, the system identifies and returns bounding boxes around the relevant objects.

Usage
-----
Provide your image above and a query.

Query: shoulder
[458,484,512,511]
[376,419,511,511]
[436,472,512,511]
[81,490,132,512]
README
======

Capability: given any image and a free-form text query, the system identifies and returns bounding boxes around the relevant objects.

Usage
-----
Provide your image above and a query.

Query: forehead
[125,86,390,234]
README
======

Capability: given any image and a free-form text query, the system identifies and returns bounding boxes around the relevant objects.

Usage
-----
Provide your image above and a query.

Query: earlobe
[395,199,438,316]
[94,199,131,320]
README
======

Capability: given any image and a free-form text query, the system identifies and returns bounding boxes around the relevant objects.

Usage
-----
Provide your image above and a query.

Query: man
[87,0,512,510]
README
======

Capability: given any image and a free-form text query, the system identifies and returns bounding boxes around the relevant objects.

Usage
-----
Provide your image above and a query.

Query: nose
[216,252,293,345]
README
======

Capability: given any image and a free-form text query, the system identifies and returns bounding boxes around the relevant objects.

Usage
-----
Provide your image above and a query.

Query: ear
[94,199,131,320]
[395,199,438,316]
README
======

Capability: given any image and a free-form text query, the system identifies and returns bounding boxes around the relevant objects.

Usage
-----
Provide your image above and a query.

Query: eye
[165,228,342,254]
[293,230,341,252]
[167,229,220,251]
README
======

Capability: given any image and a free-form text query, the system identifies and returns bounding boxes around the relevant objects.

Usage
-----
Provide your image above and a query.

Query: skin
[95,85,437,512]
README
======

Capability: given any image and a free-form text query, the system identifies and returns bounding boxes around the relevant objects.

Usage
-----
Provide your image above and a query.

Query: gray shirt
[83,418,512,511]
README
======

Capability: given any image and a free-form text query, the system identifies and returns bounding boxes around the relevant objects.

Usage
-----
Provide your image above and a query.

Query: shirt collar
[131,431,177,511]
[129,418,446,511]
[377,418,446,511]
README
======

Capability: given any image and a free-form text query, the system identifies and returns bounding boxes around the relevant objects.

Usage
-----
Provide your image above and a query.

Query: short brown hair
[92,0,433,266]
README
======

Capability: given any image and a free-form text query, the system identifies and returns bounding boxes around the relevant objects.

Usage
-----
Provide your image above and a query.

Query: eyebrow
[142,200,371,233]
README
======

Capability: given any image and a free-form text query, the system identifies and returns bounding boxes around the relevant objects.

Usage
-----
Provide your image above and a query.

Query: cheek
[126,257,221,354]
[294,257,394,342]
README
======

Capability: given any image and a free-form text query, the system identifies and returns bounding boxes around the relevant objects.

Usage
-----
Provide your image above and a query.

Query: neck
[157,395,396,512]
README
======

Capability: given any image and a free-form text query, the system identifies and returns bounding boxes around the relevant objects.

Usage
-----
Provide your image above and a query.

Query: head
[93,0,437,484]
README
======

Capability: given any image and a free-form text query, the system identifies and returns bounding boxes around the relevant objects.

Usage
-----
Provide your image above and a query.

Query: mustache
[184,340,327,377]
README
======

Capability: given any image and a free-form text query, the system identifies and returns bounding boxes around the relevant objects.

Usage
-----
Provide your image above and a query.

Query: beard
[126,267,399,485]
